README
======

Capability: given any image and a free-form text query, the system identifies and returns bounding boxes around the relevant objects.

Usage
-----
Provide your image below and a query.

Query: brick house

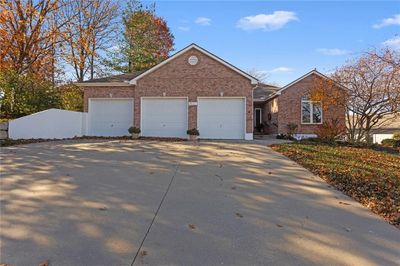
[77,43,345,140]
[255,70,346,138]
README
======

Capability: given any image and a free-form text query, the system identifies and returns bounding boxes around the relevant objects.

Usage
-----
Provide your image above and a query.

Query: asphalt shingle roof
[80,71,145,83]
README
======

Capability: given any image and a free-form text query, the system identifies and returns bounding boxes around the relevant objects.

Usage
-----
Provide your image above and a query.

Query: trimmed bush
[128,127,141,134]
[393,131,400,140]
[381,138,396,147]
[187,128,199,136]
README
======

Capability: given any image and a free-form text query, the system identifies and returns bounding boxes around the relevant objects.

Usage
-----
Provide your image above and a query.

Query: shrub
[0,70,61,119]
[393,131,400,140]
[187,128,199,136]
[286,123,298,138]
[381,138,396,147]
[315,118,346,142]
[128,126,141,134]
[396,140,400,148]
[276,134,286,139]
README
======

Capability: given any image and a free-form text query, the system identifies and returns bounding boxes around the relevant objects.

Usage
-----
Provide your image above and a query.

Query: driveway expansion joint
[130,161,181,266]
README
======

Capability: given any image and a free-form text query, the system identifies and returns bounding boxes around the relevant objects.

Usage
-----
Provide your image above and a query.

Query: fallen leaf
[339,201,351,205]
[276,224,284,228]
[38,261,49,266]
[188,224,196,230]
[231,186,237,190]
[140,250,148,256]
[236,213,243,218]
[215,174,223,181]
[98,207,107,211]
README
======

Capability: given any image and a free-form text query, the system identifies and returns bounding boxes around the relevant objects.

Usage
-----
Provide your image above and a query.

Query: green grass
[271,142,400,227]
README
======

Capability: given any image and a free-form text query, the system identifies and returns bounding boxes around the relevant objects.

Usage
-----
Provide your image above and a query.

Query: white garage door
[141,98,187,138]
[89,99,133,136]
[198,98,245,139]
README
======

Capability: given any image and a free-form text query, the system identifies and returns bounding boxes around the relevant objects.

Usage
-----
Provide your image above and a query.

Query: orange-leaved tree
[0,0,70,81]
[106,0,174,73]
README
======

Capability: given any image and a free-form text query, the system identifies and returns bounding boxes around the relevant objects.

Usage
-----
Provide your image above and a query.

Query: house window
[301,99,322,124]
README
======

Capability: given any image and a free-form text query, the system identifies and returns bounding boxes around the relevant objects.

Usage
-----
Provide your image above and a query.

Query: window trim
[301,100,323,125]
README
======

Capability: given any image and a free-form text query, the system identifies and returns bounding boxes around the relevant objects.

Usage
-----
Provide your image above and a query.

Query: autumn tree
[59,0,119,81]
[311,49,400,144]
[0,70,61,119]
[0,0,70,80]
[106,0,174,72]
[59,84,83,111]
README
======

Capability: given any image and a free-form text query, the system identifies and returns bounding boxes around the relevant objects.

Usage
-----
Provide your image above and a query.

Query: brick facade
[263,98,279,134]
[134,48,253,132]
[83,47,254,135]
[275,73,345,135]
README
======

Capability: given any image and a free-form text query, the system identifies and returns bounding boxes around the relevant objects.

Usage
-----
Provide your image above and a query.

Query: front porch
[253,101,278,135]
[252,83,279,135]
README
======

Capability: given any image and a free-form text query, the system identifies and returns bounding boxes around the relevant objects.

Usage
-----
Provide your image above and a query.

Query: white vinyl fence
[9,109,87,139]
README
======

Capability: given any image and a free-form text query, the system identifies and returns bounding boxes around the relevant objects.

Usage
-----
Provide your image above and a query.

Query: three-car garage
[87,97,246,139]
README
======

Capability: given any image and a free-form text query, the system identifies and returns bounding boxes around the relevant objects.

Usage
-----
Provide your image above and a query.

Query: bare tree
[59,0,119,81]
[333,49,400,143]
[247,68,270,83]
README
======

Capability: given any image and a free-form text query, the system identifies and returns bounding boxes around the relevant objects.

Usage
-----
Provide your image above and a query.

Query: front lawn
[270,142,400,227]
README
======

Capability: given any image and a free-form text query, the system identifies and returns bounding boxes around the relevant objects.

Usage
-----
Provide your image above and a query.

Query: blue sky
[141,0,399,86]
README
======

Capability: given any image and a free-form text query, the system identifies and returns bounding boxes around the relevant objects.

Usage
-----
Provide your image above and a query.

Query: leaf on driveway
[98,207,108,211]
[276,224,284,228]
[140,250,148,257]
[231,186,237,190]
[188,224,196,230]
[235,212,243,218]
[215,174,223,181]
[338,201,351,205]
[38,261,49,266]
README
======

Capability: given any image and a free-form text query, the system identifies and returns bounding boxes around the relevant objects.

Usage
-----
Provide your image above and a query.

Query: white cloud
[178,26,190,31]
[195,17,211,26]
[236,11,298,31]
[317,48,350,56]
[373,14,400,29]
[270,67,292,73]
[382,36,400,49]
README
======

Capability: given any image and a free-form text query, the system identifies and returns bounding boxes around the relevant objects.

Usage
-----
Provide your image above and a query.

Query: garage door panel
[198,98,245,139]
[141,98,187,138]
[89,99,133,137]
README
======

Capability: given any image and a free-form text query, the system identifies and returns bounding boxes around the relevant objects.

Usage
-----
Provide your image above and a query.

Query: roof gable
[263,69,346,101]
[129,43,259,85]
[276,69,346,95]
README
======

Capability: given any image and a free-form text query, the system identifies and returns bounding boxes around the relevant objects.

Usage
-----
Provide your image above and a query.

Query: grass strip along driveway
[271,142,400,228]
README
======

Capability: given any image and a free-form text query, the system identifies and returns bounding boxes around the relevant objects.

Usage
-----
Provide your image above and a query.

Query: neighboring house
[77,43,345,140]
[371,115,400,144]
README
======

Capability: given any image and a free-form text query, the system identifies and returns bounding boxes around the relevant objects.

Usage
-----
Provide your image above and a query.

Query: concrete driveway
[1,140,399,266]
